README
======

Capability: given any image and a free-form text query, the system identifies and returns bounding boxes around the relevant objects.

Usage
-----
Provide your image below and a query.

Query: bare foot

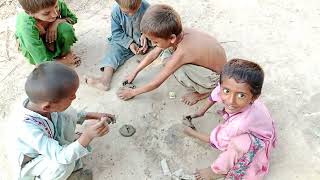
[84,75,110,91]
[195,167,224,180]
[57,51,81,67]
[181,92,210,106]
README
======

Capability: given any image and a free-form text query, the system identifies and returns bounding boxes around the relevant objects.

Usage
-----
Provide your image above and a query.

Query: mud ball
[119,124,136,137]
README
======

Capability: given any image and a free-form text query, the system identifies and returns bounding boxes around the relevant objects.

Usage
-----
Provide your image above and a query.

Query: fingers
[142,45,148,53]
[191,114,198,118]
[97,124,109,136]
[130,44,138,55]
[46,30,57,43]
[116,87,131,100]
[93,119,106,129]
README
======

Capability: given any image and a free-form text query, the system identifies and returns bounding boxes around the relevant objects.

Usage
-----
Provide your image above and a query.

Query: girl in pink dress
[184,59,276,180]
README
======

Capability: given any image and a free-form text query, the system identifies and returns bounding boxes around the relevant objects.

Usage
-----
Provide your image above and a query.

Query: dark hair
[140,4,182,39]
[25,62,79,103]
[220,59,264,97]
[115,0,141,10]
[18,0,57,13]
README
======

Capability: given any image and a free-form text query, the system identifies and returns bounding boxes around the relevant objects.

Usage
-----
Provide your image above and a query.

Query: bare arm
[195,100,216,117]
[118,51,184,100]
[184,99,216,120]
[133,53,183,96]
[127,47,163,83]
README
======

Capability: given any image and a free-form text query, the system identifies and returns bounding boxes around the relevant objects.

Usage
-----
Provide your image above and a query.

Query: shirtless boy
[117,4,227,105]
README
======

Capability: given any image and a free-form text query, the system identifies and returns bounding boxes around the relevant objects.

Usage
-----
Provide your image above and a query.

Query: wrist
[78,133,93,147]
[85,112,98,119]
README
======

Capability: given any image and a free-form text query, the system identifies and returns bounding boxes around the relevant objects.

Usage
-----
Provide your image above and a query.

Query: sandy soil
[1,0,320,179]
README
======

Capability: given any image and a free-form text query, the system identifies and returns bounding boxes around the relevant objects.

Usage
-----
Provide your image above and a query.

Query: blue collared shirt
[108,0,150,48]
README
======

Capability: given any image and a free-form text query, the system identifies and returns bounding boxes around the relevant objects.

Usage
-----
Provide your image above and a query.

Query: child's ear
[251,94,260,104]
[41,102,51,112]
[169,34,177,44]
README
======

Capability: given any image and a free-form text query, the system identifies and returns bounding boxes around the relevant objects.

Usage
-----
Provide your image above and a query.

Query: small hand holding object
[129,43,140,55]
[138,34,148,54]
[83,117,110,139]
[182,115,196,130]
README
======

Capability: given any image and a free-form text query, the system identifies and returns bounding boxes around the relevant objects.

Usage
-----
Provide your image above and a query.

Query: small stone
[169,91,176,99]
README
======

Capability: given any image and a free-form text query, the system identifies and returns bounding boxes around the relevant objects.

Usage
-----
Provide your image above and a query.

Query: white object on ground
[169,91,176,99]
[160,159,196,180]
[172,169,195,180]
[160,159,171,176]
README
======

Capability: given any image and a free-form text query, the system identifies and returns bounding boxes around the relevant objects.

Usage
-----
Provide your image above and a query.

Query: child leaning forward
[15,62,115,179]
[184,59,276,180]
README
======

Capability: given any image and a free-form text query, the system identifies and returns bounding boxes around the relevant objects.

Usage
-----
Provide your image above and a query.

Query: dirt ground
[0,0,320,179]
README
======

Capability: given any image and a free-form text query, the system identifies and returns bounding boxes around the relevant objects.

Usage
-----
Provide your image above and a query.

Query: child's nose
[227,93,237,104]
[51,9,58,18]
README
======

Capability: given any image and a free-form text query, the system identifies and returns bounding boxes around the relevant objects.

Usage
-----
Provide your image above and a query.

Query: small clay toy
[119,124,136,137]
[122,80,136,89]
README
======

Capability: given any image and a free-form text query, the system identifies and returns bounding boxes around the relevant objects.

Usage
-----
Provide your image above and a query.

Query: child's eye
[237,93,246,99]
[223,88,229,94]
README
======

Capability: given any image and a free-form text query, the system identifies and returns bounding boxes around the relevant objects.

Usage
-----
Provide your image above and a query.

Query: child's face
[47,79,79,112]
[120,5,140,16]
[220,77,256,114]
[145,34,172,49]
[30,0,59,22]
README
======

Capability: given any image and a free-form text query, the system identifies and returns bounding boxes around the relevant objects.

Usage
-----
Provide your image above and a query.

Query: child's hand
[117,87,135,100]
[126,72,137,84]
[83,117,110,139]
[129,43,139,54]
[86,112,116,124]
[46,19,66,43]
[184,112,204,120]
[138,34,148,54]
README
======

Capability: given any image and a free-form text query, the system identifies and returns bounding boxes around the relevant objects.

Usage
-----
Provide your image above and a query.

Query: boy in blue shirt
[85,0,150,91]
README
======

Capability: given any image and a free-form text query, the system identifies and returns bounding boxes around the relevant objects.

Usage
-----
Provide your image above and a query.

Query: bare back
[173,28,227,73]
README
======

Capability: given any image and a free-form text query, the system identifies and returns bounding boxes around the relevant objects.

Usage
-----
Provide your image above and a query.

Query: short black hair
[25,62,79,103]
[220,59,264,97]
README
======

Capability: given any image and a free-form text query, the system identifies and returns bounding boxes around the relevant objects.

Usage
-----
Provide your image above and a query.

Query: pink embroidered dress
[208,85,276,180]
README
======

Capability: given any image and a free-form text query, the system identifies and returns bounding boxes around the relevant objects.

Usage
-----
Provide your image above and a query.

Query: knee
[57,22,75,40]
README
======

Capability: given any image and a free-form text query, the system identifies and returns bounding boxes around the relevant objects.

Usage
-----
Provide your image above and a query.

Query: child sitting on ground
[117,4,227,105]
[15,62,115,179]
[183,59,276,180]
[16,0,80,67]
[84,0,150,91]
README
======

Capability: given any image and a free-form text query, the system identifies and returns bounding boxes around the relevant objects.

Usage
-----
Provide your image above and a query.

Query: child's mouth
[225,105,237,111]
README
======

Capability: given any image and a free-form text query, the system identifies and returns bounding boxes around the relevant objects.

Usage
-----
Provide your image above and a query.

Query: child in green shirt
[16,0,81,67]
